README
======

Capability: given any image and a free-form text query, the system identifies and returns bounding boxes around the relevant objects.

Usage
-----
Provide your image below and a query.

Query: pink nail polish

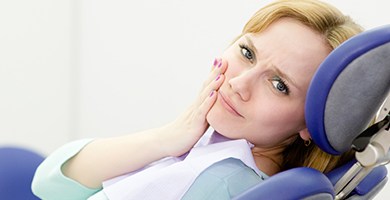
[213,58,218,67]
[218,59,222,68]
[210,90,215,97]
[215,74,221,81]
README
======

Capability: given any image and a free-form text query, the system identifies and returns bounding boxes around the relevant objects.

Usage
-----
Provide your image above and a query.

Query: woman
[32,0,363,199]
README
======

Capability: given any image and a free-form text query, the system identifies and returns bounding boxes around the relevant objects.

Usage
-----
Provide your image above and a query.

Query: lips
[218,92,244,118]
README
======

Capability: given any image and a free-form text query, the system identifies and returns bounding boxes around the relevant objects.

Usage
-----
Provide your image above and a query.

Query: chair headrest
[305,25,390,155]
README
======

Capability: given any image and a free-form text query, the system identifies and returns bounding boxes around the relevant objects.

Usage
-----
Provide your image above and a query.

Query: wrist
[156,122,193,157]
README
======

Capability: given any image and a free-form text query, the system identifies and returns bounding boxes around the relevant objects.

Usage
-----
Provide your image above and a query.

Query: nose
[228,69,258,102]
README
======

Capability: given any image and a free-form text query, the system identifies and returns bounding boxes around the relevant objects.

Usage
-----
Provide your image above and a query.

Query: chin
[206,110,239,140]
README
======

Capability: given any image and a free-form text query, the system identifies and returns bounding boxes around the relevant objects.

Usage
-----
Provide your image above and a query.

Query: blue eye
[270,76,289,95]
[239,44,254,61]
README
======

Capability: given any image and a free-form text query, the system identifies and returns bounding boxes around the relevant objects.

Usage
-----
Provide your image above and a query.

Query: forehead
[243,18,331,92]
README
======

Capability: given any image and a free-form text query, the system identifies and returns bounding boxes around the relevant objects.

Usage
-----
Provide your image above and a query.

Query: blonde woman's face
[207,18,331,148]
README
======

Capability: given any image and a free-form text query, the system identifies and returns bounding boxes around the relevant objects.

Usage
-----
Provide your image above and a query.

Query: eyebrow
[243,35,300,92]
[272,65,300,92]
[243,35,258,60]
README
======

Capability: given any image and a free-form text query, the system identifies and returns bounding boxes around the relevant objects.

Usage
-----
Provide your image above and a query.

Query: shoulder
[182,158,265,200]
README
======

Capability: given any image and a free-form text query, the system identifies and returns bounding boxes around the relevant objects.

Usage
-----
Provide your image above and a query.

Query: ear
[298,128,311,141]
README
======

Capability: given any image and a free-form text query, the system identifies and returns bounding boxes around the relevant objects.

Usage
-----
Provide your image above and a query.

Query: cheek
[248,101,306,144]
[256,99,305,126]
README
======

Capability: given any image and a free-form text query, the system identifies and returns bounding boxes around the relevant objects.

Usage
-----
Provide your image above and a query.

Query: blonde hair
[239,0,363,173]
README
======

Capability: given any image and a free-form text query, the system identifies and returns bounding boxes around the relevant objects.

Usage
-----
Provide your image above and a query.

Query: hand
[161,58,228,156]
[59,58,228,188]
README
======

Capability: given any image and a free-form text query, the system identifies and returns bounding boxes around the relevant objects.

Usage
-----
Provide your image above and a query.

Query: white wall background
[0,0,75,154]
[1,0,389,198]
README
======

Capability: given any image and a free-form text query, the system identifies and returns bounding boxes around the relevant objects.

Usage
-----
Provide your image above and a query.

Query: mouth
[218,92,244,118]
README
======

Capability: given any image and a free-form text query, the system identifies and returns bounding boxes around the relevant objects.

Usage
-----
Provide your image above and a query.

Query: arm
[62,59,227,189]
[31,139,101,200]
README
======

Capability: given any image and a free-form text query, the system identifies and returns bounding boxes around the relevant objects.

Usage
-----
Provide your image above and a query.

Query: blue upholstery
[306,25,390,155]
[234,165,388,200]
[235,25,390,200]
[326,160,388,196]
[233,167,334,200]
[0,146,45,200]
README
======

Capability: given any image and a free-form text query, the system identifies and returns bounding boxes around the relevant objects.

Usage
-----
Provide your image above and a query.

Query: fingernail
[213,58,218,67]
[209,90,215,97]
[218,59,222,68]
[215,74,221,81]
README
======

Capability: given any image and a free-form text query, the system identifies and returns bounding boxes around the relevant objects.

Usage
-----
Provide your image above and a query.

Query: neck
[251,146,284,176]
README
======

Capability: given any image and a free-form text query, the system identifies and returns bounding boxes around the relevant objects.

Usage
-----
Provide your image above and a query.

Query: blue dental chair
[0,146,45,199]
[234,24,390,200]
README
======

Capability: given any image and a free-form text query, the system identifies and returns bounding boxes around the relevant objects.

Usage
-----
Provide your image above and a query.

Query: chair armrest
[233,167,334,200]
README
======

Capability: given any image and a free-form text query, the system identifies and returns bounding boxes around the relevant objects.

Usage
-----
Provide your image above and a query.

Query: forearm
[62,58,226,189]
[62,126,172,189]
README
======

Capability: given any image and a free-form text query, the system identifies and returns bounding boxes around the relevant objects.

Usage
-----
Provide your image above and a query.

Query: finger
[217,58,228,74]
[211,58,219,71]
[202,58,227,91]
[196,59,227,106]
[202,58,227,97]
[201,73,224,100]
[196,73,225,108]
[196,90,219,122]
